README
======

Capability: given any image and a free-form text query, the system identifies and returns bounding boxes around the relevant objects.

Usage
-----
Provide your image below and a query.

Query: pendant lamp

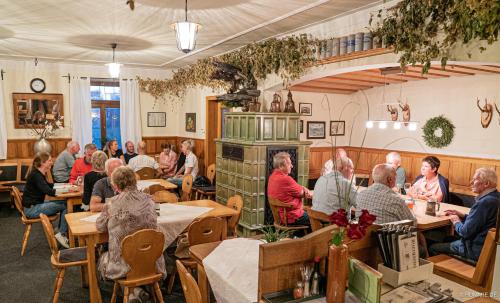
[106,43,121,78]
[171,0,201,53]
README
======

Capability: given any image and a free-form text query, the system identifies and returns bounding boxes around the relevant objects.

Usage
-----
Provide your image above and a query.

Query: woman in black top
[82,151,108,208]
[22,152,70,247]
[103,139,125,163]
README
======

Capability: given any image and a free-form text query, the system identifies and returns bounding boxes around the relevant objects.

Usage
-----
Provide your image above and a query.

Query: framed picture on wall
[307,121,325,139]
[330,120,345,136]
[185,113,196,132]
[299,103,312,116]
[147,112,166,127]
[300,120,304,133]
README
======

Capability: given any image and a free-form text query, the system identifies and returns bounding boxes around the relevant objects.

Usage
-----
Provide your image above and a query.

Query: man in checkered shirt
[355,164,415,224]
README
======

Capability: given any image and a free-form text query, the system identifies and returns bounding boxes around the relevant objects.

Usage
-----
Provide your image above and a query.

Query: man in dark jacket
[429,168,499,261]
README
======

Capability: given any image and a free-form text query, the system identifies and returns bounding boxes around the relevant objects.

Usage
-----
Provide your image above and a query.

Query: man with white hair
[69,143,97,184]
[53,141,80,183]
[127,141,160,172]
[312,156,357,215]
[386,151,406,191]
[89,158,123,212]
[429,168,499,261]
[355,164,415,224]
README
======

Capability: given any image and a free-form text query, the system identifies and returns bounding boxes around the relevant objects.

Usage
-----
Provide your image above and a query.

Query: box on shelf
[377,259,433,288]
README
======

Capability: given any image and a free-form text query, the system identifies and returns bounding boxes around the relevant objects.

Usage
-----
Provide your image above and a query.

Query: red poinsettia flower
[347,223,365,240]
[358,209,376,228]
[328,209,349,227]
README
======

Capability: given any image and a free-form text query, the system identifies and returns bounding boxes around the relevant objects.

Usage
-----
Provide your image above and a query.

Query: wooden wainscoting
[6,138,72,159]
[309,146,500,195]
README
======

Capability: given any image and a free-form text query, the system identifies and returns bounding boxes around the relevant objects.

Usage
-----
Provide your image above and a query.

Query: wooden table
[412,200,470,231]
[142,179,178,190]
[65,199,236,303]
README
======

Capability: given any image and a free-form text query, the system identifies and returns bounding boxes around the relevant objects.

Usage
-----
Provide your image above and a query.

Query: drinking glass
[403,183,411,195]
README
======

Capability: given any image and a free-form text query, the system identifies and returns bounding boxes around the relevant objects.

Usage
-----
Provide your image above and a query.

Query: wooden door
[205,96,220,170]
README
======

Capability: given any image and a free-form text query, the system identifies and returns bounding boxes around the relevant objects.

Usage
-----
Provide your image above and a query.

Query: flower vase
[326,244,348,303]
[34,138,52,154]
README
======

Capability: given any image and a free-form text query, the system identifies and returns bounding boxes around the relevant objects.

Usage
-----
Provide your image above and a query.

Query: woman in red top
[267,152,312,226]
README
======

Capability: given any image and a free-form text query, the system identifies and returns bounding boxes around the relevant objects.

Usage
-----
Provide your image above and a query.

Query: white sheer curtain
[70,77,92,147]
[0,77,7,159]
[119,79,142,148]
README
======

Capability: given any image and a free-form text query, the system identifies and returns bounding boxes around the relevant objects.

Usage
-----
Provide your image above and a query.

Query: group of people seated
[20,138,201,299]
[268,149,499,262]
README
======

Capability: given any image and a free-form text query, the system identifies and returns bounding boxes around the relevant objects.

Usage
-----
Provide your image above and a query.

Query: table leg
[79,236,89,288]
[197,264,210,303]
[67,199,74,214]
[86,235,102,303]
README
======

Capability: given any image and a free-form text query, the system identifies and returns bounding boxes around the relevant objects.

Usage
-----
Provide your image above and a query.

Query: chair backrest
[136,167,156,180]
[0,162,18,183]
[176,260,202,303]
[206,164,216,185]
[11,186,27,221]
[181,174,193,201]
[305,206,331,232]
[147,184,165,195]
[188,217,225,247]
[268,197,291,227]
[40,213,59,257]
[152,190,178,203]
[135,172,141,180]
[471,228,497,284]
[121,229,165,280]
[227,195,243,236]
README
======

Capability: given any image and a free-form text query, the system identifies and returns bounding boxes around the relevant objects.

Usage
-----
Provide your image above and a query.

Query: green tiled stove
[215,112,311,236]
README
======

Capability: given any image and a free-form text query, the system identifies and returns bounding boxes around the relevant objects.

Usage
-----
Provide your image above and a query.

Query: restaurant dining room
[0,0,499,302]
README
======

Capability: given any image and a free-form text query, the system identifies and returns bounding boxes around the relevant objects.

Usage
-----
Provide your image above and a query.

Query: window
[91,79,121,149]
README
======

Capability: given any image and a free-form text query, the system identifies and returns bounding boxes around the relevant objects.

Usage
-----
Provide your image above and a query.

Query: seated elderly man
[127,141,160,172]
[268,152,312,226]
[356,164,415,224]
[312,156,357,215]
[52,141,80,183]
[69,143,97,184]
[429,168,499,261]
[89,158,123,212]
[386,151,406,192]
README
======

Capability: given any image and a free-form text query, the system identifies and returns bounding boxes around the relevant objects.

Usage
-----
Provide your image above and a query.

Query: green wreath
[422,115,455,148]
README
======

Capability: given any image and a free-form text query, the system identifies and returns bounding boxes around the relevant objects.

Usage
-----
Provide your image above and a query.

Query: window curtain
[119,79,142,148]
[0,76,7,159]
[70,77,92,149]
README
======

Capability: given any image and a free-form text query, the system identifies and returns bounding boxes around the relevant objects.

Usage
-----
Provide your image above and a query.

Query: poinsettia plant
[329,209,376,246]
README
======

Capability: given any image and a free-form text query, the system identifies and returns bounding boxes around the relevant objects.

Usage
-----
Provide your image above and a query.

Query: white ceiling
[0,0,379,69]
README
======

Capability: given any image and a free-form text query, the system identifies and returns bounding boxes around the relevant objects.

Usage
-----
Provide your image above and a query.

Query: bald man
[355,164,415,224]
[90,158,123,212]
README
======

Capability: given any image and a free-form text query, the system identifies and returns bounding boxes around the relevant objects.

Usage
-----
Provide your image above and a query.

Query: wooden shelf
[313,48,394,66]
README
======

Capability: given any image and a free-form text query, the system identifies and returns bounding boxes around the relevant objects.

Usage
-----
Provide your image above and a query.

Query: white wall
[285,73,500,159]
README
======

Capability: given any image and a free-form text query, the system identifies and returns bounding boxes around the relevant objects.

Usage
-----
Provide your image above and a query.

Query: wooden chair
[268,197,309,234]
[194,164,216,200]
[11,186,59,256]
[135,173,141,180]
[227,195,243,237]
[147,184,165,195]
[40,214,89,303]
[152,190,178,203]
[304,206,331,232]
[176,260,202,303]
[181,174,193,202]
[136,167,156,180]
[110,229,165,303]
[427,228,497,292]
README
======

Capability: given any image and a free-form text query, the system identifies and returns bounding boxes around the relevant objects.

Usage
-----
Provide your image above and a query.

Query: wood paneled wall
[6,138,72,159]
[309,146,500,195]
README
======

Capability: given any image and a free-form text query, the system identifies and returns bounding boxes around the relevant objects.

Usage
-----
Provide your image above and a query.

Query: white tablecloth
[203,238,262,303]
[157,203,213,248]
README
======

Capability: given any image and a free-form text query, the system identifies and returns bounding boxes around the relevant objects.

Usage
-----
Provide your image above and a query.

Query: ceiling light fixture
[106,43,121,78]
[171,0,201,54]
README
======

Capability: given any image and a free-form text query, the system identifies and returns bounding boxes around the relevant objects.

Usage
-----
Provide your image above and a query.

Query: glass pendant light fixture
[172,0,201,53]
[106,43,121,78]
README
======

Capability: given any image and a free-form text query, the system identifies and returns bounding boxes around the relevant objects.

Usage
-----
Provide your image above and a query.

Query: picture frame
[147,112,166,127]
[299,103,312,116]
[12,93,64,129]
[307,121,325,139]
[299,120,304,133]
[185,113,196,132]
[330,120,346,136]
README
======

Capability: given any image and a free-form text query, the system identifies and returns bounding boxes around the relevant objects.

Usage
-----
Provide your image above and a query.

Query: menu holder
[262,289,325,303]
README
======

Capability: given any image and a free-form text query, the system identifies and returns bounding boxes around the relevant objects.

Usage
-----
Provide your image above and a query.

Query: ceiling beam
[302,78,373,90]
[348,71,408,83]
[290,86,354,94]
[451,65,500,74]
[428,66,475,76]
[325,76,387,86]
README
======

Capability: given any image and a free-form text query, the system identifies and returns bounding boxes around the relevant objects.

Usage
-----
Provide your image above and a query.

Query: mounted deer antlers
[476,98,493,128]
[399,101,411,124]
[387,105,398,121]
[495,103,500,125]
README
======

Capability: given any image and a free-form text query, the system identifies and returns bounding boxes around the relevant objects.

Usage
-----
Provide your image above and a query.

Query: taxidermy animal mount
[212,61,260,108]
[387,105,398,121]
[399,102,411,124]
[476,98,493,128]
[495,103,500,125]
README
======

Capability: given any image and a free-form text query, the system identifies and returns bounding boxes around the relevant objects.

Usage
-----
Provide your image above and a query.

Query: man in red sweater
[268,152,312,227]
[69,143,97,184]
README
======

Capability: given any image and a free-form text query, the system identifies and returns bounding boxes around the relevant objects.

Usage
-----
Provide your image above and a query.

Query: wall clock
[30,78,46,93]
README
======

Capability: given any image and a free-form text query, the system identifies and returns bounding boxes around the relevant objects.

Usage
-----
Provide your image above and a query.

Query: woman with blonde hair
[81,151,108,211]
[168,139,199,188]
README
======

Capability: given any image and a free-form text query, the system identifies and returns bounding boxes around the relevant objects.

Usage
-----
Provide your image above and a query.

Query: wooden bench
[427,228,497,292]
